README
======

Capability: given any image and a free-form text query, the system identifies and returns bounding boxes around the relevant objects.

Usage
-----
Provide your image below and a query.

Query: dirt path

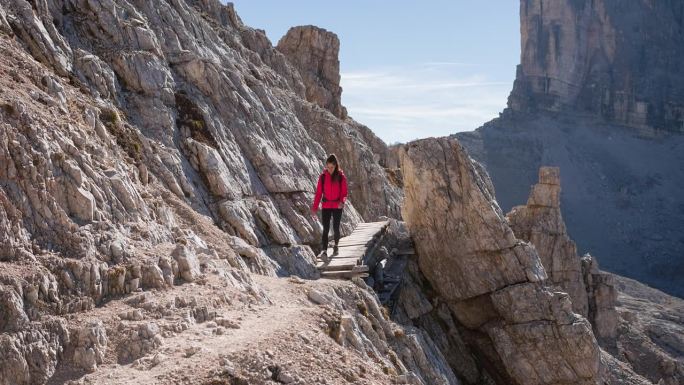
[67,271,400,385]
[70,275,315,384]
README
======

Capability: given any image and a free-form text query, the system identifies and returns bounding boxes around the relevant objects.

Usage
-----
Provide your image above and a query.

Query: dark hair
[326,154,341,182]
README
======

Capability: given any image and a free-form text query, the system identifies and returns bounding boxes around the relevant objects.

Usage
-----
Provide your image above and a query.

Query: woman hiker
[311,154,348,261]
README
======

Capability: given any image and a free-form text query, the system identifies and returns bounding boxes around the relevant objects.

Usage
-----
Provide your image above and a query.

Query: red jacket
[312,169,348,211]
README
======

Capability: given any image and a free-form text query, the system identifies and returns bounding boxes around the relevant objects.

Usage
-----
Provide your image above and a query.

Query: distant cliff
[510,0,684,132]
[457,0,684,298]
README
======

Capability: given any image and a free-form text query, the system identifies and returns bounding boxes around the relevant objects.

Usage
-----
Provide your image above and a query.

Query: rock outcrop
[506,167,619,344]
[278,25,402,220]
[0,4,9,34]
[400,137,601,385]
[277,26,346,119]
[395,148,681,384]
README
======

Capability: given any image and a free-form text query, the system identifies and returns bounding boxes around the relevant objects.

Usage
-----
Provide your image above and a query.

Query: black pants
[321,208,343,250]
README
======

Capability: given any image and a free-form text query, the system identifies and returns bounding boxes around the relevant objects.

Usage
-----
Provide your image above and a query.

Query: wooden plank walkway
[316,220,390,279]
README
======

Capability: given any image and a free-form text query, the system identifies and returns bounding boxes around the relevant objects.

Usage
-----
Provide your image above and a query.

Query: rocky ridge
[0,0,405,383]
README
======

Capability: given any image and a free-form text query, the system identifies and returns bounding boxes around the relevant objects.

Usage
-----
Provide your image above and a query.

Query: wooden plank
[358,221,389,227]
[337,238,373,244]
[328,244,367,251]
[352,224,386,230]
[326,248,363,259]
[320,266,369,279]
[349,228,384,234]
[317,255,364,269]
[320,271,369,279]
[336,242,372,248]
[335,245,367,252]
[317,220,390,279]
[328,257,361,265]
[349,232,381,238]
[356,221,386,225]
[351,228,384,234]
[346,233,379,238]
[343,231,380,237]
[339,236,376,243]
[322,261,360,270]
[340,234,378,241]
[325,257,363,267]
[318,262,358,270]
[318,255,368,269]
[325,254,364,262]
[353,225,382,230]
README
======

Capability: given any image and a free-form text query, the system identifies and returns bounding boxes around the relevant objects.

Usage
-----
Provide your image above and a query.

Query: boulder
[400,138,545,301]
[66,185,96,222]
[172,244,201,282]
[71,320,108,372]
[0,285,29,332]
[581,254,618,343]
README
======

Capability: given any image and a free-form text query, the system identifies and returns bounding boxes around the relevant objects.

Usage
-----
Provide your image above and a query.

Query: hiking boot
[332,245,339,255]
[319,251,329,263]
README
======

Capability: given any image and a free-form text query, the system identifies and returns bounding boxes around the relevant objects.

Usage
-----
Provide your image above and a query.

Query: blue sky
[229,1,520,143]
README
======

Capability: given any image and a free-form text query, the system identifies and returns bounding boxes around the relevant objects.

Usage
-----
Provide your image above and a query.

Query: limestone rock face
[400,137,601,385]
[510,0,684,132]
[277,26,346,119]
[0,0,405,382]
[400,138,546,301]
[0,4,10,35]
[71,320,108,372]
[610,274,684,385]
[0,0,402,273]
[506,167,620,345]
[581,254,618,344]
[506,167,589,316]
[0,284,29,332]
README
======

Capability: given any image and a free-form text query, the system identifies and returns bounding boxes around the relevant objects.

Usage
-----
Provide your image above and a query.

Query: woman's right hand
[310,207,317,217]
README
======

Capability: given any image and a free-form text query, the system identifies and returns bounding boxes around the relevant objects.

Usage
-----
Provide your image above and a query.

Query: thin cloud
[423,61,474,67]
[340,63,511,143]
